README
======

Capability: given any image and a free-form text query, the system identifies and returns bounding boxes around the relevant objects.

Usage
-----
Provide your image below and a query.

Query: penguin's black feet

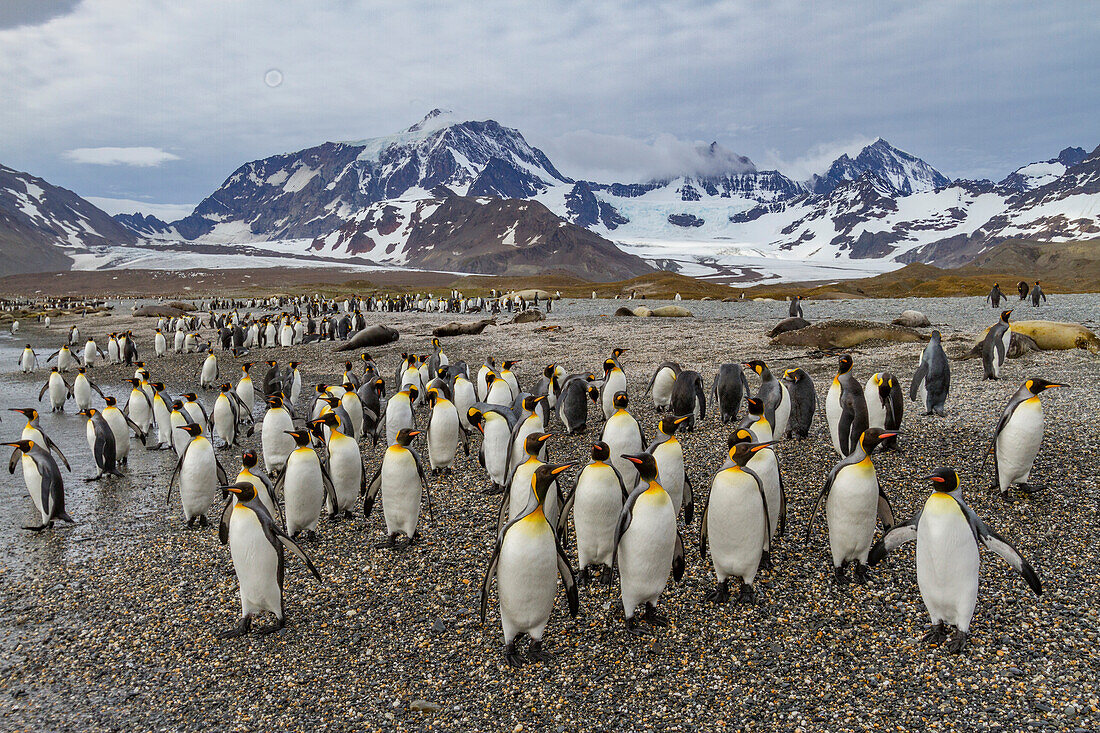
[343,510,355,520]
[642,603,668,627]
[218,616,252,639]
[736,583,756,604]
[483,484,504,495]
[198,515,209,528]
[759,550,773,571]
[853,563,869,585]
[84,475,103,482]
[502,641,525,667]
[577,567,591,586]
[186,517,197,529]
[527,639,553,663]
[624,616,650,637]
[600,566,615,587]
[945,630,968,654]
[922,622,949,644]
[705,579,731,605]
[255,616,286,636]
[833,563,849,585]
[304,530,318,543]
[21,523,51,532]
[1018,483,1043,495]
[374,534,397,549]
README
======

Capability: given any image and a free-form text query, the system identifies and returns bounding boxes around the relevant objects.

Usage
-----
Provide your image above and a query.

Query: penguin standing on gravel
[261,396,296,476]
[167,423,228,527]
[276,430,335,540]
[863,373,903,450]
[780,368,815,439]
[647,362,681,412]
[701,440,773,605]
[712,363,749,425]
[235,449,278,521]
[981,310,1013,380]
[614,452,686,636]
[983,378,1062,497]
[211,384,251,448]
[236,363,255,414]
[986,283,1005,308]
[123,377,154,438]
[468,406,518,495]
[910,330,951,416]
[744,360,790,439]
[557,377,599,435]
[218,481,323,638]
[647,415,693,524]
[869,468,1042,653]
[200,349,219,389]
[481,462,578,666]
[425,389,466,474]
[38,367,70,413]
[363,428,431,548]
[78,408,122,481]
[805,428,898,584]
[313,414,363,519]
[71,367,105,412]
[601,392,646,491]
[149,383,174,450]
[826,355,868,456]
[738,397,773,442]
[384,385,418,447]
[726,429,786,563]
[5,439,74,531]
[669,369,707,432]
[556,442,628,586]
[600,358,628,421]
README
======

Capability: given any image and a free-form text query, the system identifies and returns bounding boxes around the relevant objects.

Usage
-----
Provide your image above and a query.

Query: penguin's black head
[467,408,484,432]
[289,361,300,369]
[266,395,284,409]
[314,413,340,430]
[524,432,551,456]
[152,382,166,392]
[543,364,556,378]
[125,377,141,387]
[344,361,353,371]
[223,481,257,503]
[743,360,767,376]
[50,367,58,372]
[837,355,853,375]
[104,396,117,407]
[395,428,421,446]
[407,384,419,401]
[1001,309,1012,323]
[25,344,31,349]
[10,407,38,421]
[341,382,356,393]
[611,348,627,359]
[242,362,253,372]
[930,329,941,341]
[284,430,311,447]
[659,414,690,436]
[436,367,447,380]
[424,389,439,407]
[1025,378,1064,395]
[531,463,573,506]
[306,421,327,442]
[171,400,183,411]
[860,427,898,453]
[587,385,601,403]
[178,423,203,437]
[603,359,616,375]
[314,384,328,395]
[373,378,385,395]
[612,391,629,409]
[727,428,754,450]
[78,408,95,418]
[431,337,441,349]
[522,394,545,411]
[782,367,804,383]
[77,366,86,374]
[746,397,764,416]
[219,383,231,392]
[2,439,33,453]
[924,467,959,493]
[622,452,658,482]
[484,372,497,388]
[241,450,258,469]
[503,360,518,371]
[266,360,277,367]
[727,440,775,467]
[591,442,611,461]
[183,393,198,402]
[134,360,144,367]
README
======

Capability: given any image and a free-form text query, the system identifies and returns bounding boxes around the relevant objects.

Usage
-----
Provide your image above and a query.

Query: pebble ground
[0,296,1098,732]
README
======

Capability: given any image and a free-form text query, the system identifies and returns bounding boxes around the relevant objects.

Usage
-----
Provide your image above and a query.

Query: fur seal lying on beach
[335,325,400,351]
[510,310,545,324]
[962,321,1099,357]
[132,305,191,318]
[768,317,810,337]
[892,310,930,328]
[615,305,693,318]
[432,319,496,337]
[772,320,925,349]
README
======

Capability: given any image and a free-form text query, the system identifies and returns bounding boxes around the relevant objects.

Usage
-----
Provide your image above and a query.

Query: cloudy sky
[0,1,1095,216]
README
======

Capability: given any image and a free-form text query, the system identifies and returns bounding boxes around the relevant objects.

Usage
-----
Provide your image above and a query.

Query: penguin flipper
[215,458,229,486]
[964,507,1042,595]
[876,483,895,530]
[672,530,686,582]
[775,465,787,538]
[608,463,629,500]
[123,414,147,444]
[218,495,234,544]
[166,447,188,504]
[480,532,505,623]
[38,382,48,401]
[612,485,645,567]
[275,534,323,583]
[867,514,921,566]
[555,487,576,539]
[803,468,837,543]
[683,472,695,526]
[699,504,709,560]
[694,376,707,422]
[909,363,928,402]
[837,409,855,457]
[8,448,19,474]
[555,539,579,617]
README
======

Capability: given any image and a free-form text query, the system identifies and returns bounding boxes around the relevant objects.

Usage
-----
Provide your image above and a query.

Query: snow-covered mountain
[114,212,176,237]
[998,147,1088,192]
[807,138,951,195]
[0,163,135,276]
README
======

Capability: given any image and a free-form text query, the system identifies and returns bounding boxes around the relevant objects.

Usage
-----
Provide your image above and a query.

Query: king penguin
[167,423,228,527]
[910,330,951,416]
[78,408,123,481]
[863,373,903,450]
[981,310,1013,380]
[984,377,1062,497]
[468,406,517,495]
[780,368,815,439]
[5,439,74,531]
[8,408,70,471]
[363,428,431,549]
[826,354,869,456]
[261,395,296,476]
[38,367,70,413]
[601,392,646,491]
[647,415,693,524]
[313,413,363,519]
[556,442,628,586]
[276,430,335,540]
[744,360,791,439]
[647,362,681,412]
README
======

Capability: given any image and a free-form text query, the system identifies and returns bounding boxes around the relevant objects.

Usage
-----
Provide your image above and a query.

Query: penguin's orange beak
[226,485,243,495]
[408,430,422,438]
[924,475,946,483]
[878,432,899,440]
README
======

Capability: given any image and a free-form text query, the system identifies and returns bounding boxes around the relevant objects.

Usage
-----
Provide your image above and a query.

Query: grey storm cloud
[0,0,1095,208]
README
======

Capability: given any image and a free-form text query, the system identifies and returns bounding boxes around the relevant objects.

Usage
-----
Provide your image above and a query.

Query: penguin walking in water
[20,345,39,374]
[276,430,335,540]
[601,392,646,491]
[313,414,363,519]
[646,362,681,412]
[83,338,105,368]
[983,378,1062,497]
[614,453,685,635]
[384,385,418,447]
[38,367,71,413]
[910,330,950,416]
[168,423,228,526]
[481,463,578,666]
[5,440,74,531]
[557,377,599,435]
[102,396,146,465]
[986,283,1005,308]
[805,428,898,584]
[123,377,154,439]
[647,415,693,524]
[669,370,707,432]
[701,440,774,604]
[981,310,1013,380]
[200,349,219,389]
[235,449,278,521]
[712,363,749,425]
[599,358,628,421]
[425,389,466,474]
[48,344,80,373]
[261,396,296,476]
[863,373,903,450]
[556,442,628,586]
[78,408,123,481]
[869,468,1042,653]
[826,355,869,456]
[744,360,790,439]
[218,481,323,638]
[9,408,70,471]
[71,367,105,412]
[780,368,815,439]
[469,406,518,495]
[210,384,252,448]
[363,428,431,548]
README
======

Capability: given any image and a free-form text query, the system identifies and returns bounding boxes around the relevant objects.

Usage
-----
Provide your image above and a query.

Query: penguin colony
[5,295,1060,669]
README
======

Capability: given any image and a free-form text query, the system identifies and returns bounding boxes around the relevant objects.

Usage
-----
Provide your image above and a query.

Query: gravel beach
[1,295,1098,732]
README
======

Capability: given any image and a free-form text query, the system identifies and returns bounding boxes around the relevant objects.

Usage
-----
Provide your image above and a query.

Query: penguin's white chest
[653,440,685,511]
[482,419,511,483]
[826,381,842,451]
[707,469,766,583]
[601,371,627,418]
[747,449,781,538]
[825,460,880,565]
[508,460,544,521]
[651,368,676,408]
[284,450,324,534]
[381,448,422,536]
[328,437,362,511]
[180,441,217,519]
[428,402,460,468]
[229,508,282,618]
[916,496,979,630]
[618,488,676,613]
[21,455,46,519]
[602,412,643,487]
[573,464,623,567]
[996,399,1044,488]
[497,517,558,639]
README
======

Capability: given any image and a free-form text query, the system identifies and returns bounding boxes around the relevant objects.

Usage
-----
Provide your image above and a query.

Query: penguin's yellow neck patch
[926,492,960,515]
